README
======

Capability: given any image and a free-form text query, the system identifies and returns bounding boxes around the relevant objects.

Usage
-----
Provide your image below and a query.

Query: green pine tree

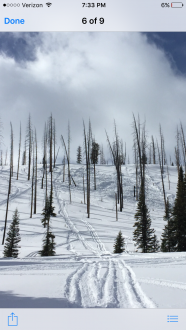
[39,227,56,256]
[77,146,82,164]
[171,166,186,251]
[133,184,155,253]
[113,230,125,253]
[151,233,160,252]
[3,208,21,258]
[91,141,99,165]
[41,196,50,228]
[49,189,56,217]
[40,192,56,256]
[161,199,176,252]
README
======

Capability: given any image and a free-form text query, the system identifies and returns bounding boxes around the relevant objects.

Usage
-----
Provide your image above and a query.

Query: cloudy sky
[0,32,186,163]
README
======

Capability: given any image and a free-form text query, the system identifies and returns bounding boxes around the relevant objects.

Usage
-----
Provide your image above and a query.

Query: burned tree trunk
[83,172,86,204]
[83,120,91,218]
[30,138,34,218]
[61,125,73,204]
[34,129,37,214]
[17,123,21,180]
[62,156,65,182]
[180,123,186,173]
[2,123,13,245]
[27,114,32,180]
[157,141,167,211]
[53,118,56,168]
[106,122,123,212]
[152,136,156,164]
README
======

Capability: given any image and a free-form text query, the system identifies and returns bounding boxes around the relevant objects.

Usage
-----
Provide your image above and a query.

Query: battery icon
[171,2,184,7]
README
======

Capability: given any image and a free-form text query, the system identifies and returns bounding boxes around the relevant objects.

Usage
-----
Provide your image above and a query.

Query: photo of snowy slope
[0,162,185,308]
[0,32,186,308]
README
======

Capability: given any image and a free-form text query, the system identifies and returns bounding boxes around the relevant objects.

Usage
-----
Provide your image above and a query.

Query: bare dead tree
[2,123,13,245]
[41,124,47,190]
[175,127,180,174]
[5,149,7,166]
[160,125,164,170]
[22,138,26,165]
[48,114,53,174]
[61,126,72,203]
[133,141,139,201]
[48,115,54,204]
[162,135,167,165]
[180,123,186,173]
[152,136,156,164]
[45,128,48,199]
[68,122,71,186]
[167,165,170,190]
[115,193,118,221]
[83,120,91,217]
[133,114,143,184]
[30,135,34,218]
[141,126,147,194]
[158,125,167,210]
[132,115,148,210]
[27,114,32,180]
[62,156,65,182]
[53,118,56,168]
[83,171,86,204]
[17,123,21,180]
[148,142,151,164]
[106,122,123,212]
[157,141,167,211]
[133,120,146,198]
[0,151,2,166]
[34,129,37,214]
[10,124,13,178]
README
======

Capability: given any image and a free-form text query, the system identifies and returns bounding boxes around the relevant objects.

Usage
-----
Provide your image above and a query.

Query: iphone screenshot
[0,1,186,329]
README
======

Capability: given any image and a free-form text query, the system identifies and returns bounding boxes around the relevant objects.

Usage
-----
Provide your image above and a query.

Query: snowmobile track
[65,258,156,308]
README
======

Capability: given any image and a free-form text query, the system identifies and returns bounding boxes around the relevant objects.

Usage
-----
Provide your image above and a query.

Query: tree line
[1,113,186,256]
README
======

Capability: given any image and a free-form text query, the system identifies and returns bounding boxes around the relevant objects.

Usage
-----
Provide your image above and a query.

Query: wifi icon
[46,2,52,7]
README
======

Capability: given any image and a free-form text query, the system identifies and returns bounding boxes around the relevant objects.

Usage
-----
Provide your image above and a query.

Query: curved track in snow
[53,167,110,256]
[65,258,156,308]
[139,278,186,290]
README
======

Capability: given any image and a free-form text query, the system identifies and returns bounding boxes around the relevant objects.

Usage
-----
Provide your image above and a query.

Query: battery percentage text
[161,3,170,7]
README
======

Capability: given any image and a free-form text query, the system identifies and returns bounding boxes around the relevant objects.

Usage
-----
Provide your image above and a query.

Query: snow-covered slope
[0,163,185,308]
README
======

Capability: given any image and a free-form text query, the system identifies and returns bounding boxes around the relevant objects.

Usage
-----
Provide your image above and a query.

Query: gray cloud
[0,32,40,63]
[0,32,185,163]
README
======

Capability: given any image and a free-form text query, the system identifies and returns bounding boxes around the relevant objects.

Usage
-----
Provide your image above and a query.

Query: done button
[4,18,25,24]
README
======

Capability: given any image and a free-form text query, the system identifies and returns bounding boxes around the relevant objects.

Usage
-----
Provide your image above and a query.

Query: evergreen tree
[40,227,56,256]
[133,184,155,253]
[48,189,56,217]
[91,141,99,164]
[77,146,82,164]
[161,199,176,252]
[41,190,56,228]
[91,140,99,190]
[4,208,21,258]
[151,233,160,252]
[41,196,50,228]
[40,195,56,256]
[171,166,186,251]
[113,230,125,253]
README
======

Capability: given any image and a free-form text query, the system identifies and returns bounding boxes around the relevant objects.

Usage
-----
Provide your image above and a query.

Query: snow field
[0,163,186,308]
